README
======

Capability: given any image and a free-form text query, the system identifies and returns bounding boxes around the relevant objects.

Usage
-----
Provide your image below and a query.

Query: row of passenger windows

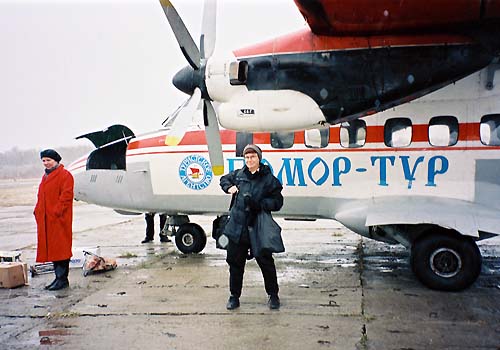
[269,114,500,149]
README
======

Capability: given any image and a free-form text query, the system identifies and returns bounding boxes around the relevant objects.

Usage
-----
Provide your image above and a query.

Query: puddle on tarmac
[281,254,356,266]
[481,258,500,275]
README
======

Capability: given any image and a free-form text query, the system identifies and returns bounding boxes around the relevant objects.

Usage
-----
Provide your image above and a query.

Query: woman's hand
[228,186,239,194]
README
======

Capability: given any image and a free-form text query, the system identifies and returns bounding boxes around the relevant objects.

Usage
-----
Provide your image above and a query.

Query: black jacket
[220,164,283,244]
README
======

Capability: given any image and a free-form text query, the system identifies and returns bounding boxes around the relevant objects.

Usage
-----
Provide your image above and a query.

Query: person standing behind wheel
[142,213,171,243]
[220,144,284,310]
[34,149,74,291]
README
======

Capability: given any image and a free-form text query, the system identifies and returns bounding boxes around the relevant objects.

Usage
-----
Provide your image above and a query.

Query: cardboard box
[0,262,28,288]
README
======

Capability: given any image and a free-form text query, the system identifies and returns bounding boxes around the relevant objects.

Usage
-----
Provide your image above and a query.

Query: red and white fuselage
[69,65,500,241]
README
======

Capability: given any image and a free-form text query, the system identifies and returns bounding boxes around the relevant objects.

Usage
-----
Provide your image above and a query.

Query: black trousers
[145,213,167,239]
[226,230,279,298]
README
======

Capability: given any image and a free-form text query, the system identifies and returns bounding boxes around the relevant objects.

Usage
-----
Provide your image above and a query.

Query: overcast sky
[0,0,305,152]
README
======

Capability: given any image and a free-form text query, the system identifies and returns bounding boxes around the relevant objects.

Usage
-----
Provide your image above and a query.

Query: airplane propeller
[159,0,224,176]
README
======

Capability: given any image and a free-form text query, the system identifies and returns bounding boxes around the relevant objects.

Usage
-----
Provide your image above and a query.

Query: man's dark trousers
[226,230,279,298]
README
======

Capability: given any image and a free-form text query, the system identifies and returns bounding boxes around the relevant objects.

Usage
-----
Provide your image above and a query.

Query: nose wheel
[174,223,207,254]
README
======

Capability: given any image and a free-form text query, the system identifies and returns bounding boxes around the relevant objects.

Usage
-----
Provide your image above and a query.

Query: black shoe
[48,279,69,291]
[226,296,240,310]
[44,278,57,290]
[268,294,280,310]
[159,235,171,243]
[141,238,153,244]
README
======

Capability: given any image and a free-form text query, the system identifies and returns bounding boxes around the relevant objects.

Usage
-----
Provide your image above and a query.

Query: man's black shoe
[268,294,280,310]
[141,238,153,244]
[226,296,240,310]
[48,279,69,291]
[159,235,171,243]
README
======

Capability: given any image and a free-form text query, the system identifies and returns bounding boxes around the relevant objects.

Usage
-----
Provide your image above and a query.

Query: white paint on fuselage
[70,66,500,239]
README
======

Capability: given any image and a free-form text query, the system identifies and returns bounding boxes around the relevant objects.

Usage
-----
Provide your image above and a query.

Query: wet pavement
[1,179,500,349]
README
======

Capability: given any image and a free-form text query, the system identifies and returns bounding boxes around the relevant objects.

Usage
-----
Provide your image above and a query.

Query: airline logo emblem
[179,155,213,190]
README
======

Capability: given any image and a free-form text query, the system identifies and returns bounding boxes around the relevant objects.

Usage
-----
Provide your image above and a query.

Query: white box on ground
[70,247,101,268]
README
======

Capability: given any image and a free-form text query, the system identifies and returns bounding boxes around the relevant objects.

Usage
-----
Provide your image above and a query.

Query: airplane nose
[173,65,196,95]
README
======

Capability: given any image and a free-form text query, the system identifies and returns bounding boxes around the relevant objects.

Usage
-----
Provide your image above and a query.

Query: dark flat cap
[40,149,61,162]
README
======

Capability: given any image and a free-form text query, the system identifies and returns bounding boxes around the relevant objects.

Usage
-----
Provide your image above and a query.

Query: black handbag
[212,214,230,249]
[248,211,285,257]
[211,193,235,249]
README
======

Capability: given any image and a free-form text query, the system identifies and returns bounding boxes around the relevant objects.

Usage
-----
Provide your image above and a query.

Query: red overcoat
[34,164,74,262]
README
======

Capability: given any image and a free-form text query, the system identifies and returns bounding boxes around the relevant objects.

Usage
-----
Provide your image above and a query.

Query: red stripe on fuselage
[233,28,472,58]
[128,129,237,150]
[126,146,500,160]
[127,122,481,153]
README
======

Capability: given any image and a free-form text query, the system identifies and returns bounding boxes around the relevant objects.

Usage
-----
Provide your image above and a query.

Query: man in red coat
[34,149,74,291]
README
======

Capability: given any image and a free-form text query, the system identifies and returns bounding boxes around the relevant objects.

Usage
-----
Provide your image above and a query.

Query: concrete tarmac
[1,179,500,349]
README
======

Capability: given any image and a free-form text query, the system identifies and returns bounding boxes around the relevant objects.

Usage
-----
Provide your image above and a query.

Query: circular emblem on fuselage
[179,155,213,190]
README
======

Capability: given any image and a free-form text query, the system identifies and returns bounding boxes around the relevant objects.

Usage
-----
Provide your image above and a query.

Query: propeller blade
[203,100,224,175]
[165,88,202,146]
[159,0,200,70]
[200,0,217,60]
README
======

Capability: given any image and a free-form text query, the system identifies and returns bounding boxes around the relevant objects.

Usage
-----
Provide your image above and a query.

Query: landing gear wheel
[175,223,207,254]
[411,232,482,291]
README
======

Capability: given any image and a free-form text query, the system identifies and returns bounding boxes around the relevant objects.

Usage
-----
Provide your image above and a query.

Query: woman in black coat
[220,144,283,310]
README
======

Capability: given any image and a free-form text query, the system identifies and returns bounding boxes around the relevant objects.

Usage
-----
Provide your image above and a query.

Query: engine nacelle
[206,55,325,131]
[217,89,326,132]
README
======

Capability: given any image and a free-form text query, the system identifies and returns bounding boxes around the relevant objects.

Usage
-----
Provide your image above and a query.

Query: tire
[193,223,207,253]
[175,223,207,254]
[411,231,482,291]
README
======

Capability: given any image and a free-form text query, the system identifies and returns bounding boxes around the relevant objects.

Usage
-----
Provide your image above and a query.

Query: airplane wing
[293,0,499,36]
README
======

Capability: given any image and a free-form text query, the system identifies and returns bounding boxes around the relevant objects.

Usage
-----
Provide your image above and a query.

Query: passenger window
[429,116,458,147]
[480,114,500,146]
[340,119,366,148]
[384,118,412,147]
[271,132,294,149]
[305,128,329,148]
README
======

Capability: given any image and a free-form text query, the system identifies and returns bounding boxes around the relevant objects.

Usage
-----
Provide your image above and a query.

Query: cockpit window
[86,141,127,170]
[384,118,412,147]
[340,119,366,148]
[429,116,458,147]
[480,114,500,146]
[305,128,329,148]
[271,132,294,149]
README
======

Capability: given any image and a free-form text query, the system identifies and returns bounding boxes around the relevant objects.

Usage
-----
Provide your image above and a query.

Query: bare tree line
[0,145,92,179]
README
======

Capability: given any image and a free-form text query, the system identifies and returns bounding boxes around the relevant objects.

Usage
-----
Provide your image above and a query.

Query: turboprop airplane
[69,63,500,292]
[158,0,500,176]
